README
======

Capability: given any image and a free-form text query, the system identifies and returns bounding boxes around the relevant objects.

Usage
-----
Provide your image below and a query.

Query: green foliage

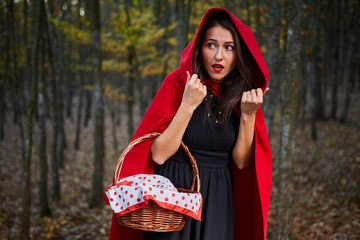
[55,18,92,46]
[105,4,173,76]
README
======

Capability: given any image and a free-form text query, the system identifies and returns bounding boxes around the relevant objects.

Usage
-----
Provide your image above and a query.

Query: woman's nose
[215,48,223,61]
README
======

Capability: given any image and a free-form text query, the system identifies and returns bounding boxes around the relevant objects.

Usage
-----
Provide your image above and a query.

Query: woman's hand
[150,71,206,165]
[233,87,269,169]
[240,87,269,118]
[181,71,207,112]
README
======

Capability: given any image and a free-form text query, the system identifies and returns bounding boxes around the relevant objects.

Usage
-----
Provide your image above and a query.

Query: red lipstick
[212,64,224,72]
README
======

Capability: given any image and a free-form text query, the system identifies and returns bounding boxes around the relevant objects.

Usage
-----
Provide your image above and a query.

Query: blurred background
[0,0,359,239]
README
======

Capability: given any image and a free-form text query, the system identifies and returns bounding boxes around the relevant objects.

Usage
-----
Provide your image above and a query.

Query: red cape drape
[105,7,272,240]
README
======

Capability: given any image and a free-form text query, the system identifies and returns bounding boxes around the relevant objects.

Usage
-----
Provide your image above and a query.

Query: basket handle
[113,132,200,192]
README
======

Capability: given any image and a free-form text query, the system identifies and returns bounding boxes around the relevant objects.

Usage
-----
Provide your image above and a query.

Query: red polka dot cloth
[105,174,202,221]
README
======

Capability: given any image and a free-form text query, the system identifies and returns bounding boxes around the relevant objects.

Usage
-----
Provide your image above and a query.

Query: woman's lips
[212,64,224,72]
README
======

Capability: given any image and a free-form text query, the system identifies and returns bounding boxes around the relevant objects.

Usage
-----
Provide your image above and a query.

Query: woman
[106,7,272,240]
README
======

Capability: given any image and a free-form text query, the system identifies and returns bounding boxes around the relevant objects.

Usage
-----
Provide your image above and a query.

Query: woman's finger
[189,73,198,85]
[250,89,257,101]
[256,88,263,103]
[186,71,191,83]
[242,91,249,102]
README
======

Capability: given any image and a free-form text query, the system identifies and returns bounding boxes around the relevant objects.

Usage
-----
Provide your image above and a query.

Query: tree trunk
[340,2,357,123]
[89,0,105,208]
[74,87,84,149]
[1,9,10,140]
[298,53,308,131]
[38,36,51,217]
[23,0,32,99]
[8,0,26,163]
[0,75,5,140]
[312,0,324,121]
[276,0,302,239]
[57,29,66,169]
[50,0,67,168]
[83,1,93,128]
[44,2,61,201]
[263,0,281,140]
[106,99,119,154]
[83,89,92,127]
[124,1,135,139]
[74,0,85,149]
[330,0,342,119]
[309,0,323,140]
[20,0,43,238]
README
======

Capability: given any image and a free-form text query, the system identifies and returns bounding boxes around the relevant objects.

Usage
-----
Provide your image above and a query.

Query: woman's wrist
[179,102,197,115]
[240,112,256,122]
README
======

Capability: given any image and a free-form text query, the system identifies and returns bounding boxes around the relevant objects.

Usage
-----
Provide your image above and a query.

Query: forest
[0,0,359,239]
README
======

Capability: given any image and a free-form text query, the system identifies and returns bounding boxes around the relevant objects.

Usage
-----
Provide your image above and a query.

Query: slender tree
[83,0,93,128]
[340,1,358,123]
[37,35,51,217]
[124,1,135,139]
[8,0,26,162]
[23,0,32,97]
[0,4,10,140]
[21,0,43,238]
[263,0,281,139]
[56,4,67,169]
[276,0,302,239]
[44,1,61,201]
[89,0,105,208]
[106,98,119,154]
[330,0,342,119]
[74,0,86,149]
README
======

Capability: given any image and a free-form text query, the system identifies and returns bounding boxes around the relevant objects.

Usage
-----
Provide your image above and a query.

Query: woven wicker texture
[112,132,200,232]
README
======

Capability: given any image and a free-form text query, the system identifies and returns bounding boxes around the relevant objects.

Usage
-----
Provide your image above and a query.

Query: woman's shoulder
[163,69,182,83]
[160,69,185,88]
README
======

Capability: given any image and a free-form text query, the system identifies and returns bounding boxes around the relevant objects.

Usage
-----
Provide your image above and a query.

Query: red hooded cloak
[105,7,272,240]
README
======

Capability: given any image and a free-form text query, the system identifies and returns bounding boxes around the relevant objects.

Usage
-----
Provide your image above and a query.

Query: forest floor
[0,90,359,240]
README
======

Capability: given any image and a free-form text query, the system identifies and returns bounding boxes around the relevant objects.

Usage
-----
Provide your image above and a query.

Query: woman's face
[201,25,236,84]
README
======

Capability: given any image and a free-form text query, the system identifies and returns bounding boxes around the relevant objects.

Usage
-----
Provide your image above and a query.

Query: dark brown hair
[193,11,260,124]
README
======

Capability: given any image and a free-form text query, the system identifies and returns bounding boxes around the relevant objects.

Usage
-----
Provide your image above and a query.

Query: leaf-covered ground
[0,91,359,239]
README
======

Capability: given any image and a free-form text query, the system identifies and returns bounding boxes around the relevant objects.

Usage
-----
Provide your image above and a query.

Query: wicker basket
[112,132,201,232]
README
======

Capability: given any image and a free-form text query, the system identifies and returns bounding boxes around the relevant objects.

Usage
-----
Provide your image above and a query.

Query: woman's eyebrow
[206,38,235,44]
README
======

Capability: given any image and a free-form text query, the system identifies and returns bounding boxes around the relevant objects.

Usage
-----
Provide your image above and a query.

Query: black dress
[145,95,239,240]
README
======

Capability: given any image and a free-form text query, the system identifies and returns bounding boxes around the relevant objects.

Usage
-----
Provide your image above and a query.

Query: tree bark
[37,36,51,217]
[23,0,32,99]
[0,74,5,140]
[124,1,135,139]
[56,2,67,168]
[1,8,10,140]
[83,0,93,128]
[276,0,302,239]
[20,0,43,238]
[263,0,281,140]
[74,0,85,150]
[330,0,342,119]
[340,2,357,123]
[8,0,26,163]
[44,1,61,201]
[89,0,105,208]
[106,99,119,154]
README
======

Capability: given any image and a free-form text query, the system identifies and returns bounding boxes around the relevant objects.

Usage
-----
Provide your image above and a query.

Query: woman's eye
[226,45,234,50]
[207,43,215,48]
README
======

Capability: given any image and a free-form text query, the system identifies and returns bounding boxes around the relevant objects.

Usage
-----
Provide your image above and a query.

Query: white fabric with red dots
[105,174,202,220]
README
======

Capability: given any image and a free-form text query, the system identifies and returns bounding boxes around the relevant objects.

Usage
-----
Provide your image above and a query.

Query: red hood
[178,7,269,91]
